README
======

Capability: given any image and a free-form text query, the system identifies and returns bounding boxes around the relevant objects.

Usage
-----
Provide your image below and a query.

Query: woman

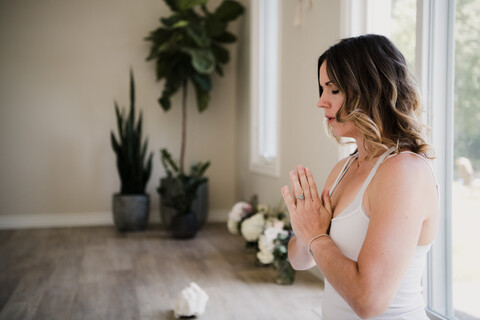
[281,34,438,319]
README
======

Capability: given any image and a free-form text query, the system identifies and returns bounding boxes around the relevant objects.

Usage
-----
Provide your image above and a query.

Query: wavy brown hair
[318,34,433,158]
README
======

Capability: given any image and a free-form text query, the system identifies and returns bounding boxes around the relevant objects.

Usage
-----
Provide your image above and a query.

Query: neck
[354,138,369,161]
[353,138,388,167]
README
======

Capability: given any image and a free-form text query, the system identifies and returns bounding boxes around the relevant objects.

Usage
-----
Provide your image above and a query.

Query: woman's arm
[285,154,437,319]
[287,236,316,270]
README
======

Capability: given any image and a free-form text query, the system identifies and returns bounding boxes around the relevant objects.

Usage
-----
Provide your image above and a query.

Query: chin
[330,124,358,139]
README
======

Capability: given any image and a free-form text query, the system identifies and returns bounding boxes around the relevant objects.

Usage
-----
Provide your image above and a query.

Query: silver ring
[297,194,305,200]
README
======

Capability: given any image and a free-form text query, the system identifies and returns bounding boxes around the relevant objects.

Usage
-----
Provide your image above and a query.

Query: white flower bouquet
[226,196,295,284]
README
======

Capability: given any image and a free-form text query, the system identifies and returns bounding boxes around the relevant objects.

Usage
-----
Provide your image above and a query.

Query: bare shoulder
[367,152,437,218]
[323,156,351,190]
[376,152,435,186]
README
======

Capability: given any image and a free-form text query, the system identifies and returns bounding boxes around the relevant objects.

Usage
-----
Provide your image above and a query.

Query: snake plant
[111,70,154,194]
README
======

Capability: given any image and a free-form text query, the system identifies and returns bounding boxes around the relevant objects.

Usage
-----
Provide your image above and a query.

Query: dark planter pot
[112,194,149,231]
[159,178,209,229]
[170,211,199,239]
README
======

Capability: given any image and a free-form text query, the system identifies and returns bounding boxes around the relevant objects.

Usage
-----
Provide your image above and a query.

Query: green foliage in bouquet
[273,231,293,269]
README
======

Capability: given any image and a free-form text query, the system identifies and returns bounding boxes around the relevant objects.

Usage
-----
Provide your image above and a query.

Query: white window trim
[250,0,281,177]
[420,0,456,319]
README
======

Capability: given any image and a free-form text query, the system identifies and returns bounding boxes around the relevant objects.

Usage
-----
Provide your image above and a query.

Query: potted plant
[110,70,154,231]
[145,0,244,231]
[158,149,210,238]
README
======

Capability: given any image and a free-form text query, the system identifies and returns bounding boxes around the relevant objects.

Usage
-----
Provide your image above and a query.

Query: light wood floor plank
[0,223,325,320]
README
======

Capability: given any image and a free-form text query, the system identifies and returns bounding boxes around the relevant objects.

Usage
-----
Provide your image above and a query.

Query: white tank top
[322,148,434,320]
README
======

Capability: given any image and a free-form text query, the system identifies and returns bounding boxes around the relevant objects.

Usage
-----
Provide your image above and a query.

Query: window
[342,1,480,319]
[451,0,480,318]
[250,0,280,177]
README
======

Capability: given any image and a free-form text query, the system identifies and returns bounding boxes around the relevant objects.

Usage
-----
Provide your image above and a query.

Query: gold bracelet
[307,234,330,257]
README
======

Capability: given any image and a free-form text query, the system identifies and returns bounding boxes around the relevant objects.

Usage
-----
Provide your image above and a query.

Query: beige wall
[0,0,239,221]
[0,0,342,226]
[235,1,341,206]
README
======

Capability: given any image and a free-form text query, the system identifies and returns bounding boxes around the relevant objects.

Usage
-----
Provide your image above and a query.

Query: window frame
[420,0,456,318]
[249,0,281,177]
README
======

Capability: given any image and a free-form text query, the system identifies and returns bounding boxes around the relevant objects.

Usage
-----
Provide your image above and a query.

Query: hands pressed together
[281,165,333,246]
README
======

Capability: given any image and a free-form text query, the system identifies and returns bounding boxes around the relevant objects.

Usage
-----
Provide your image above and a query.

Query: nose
[317,93,328,109]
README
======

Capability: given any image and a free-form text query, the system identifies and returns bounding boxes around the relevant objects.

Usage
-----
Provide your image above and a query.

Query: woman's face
[317,61,358,139]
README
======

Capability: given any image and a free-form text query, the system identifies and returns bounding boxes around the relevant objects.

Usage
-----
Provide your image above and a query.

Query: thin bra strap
[329,154,358,197]
[357,146,396,195]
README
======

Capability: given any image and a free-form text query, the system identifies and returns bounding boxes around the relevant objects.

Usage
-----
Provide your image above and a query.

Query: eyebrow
[320,81,334,87]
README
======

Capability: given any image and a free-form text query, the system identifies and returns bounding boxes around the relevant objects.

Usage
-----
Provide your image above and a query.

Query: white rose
[227,218,239,235]
[240,213,265,242]
[257,249,274,264]
[228,201,252,222]
[265,218,284,231]
[258,233,275,253]
[278,230,289,239]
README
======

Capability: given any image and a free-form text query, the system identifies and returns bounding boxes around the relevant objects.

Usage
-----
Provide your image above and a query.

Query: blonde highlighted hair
[318,34,433,158]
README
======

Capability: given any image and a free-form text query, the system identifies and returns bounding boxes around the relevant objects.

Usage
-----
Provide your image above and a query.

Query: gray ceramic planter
[112,194,150,231]
[159,178,209,230]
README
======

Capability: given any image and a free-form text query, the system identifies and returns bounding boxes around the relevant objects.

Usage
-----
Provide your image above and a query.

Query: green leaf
[155,55,169,79]
[145,28,173,60]
[186,23,210,47]
[114,102,124,137]
[172,20,189,28]
[155,52,188,81]
[161,148,180,175]
[211,43,229,64]
[159,93,171,111]
[176,0,207,11]
[205,16,226,37]
[136,111,143,140]
[215,64,224,77]
[111,132,121,154]
[143,152,153,189]
[214,1,245,22]
[141,136,148,163]
[161,14,181,27]
[213,31,237,43]
[129,69,135,112]
[194,161,210,176]
[181,47,215,74]
[164,0,179,12]
[193,82,210,112]
[192,73,212,92]
[157,61,185,110]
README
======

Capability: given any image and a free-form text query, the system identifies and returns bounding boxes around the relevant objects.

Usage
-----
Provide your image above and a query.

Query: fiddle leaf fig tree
[145,0,244,174]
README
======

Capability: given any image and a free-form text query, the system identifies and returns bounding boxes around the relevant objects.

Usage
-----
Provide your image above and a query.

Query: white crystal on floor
[173,282,209,318]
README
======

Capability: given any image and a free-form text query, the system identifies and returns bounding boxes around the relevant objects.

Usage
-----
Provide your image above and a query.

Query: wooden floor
[0,223,325,320]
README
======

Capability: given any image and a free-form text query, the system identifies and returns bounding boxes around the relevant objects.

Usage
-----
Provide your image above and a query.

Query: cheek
[333,96,345,112]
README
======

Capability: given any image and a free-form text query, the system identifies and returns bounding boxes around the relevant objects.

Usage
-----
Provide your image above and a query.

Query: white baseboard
[0,209,228,230]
